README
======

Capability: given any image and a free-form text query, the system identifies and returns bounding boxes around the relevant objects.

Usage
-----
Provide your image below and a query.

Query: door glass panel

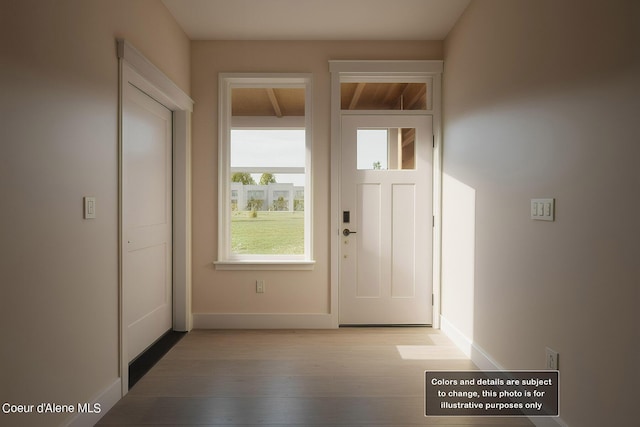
[357,128,416,170]
[341,83,427,110]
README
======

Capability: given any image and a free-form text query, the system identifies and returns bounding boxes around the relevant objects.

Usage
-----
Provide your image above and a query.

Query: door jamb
[117,39,193,396]
[329,60,443,329]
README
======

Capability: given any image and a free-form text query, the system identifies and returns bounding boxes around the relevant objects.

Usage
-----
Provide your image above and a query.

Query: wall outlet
[546,347,559,370]
[256,280,265,293]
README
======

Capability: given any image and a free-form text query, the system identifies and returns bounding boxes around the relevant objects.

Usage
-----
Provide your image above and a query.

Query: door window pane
[357,128,416,170]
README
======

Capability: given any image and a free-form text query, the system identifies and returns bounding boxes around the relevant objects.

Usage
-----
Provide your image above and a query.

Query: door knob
[343,228,357,236]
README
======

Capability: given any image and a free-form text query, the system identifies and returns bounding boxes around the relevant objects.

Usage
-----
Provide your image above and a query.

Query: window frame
[215,73,314,270]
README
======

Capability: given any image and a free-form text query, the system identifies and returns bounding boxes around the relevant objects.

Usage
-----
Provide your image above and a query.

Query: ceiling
[162,0,470,41]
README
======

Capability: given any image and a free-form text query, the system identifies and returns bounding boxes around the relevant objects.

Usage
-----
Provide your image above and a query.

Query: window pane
[357,128,416,170]
[357,129,388,170]
[231,211,304,255]
[231,130,305,168]
[230,129,306,254]
[232,87,305,116]
[341,82,427,110]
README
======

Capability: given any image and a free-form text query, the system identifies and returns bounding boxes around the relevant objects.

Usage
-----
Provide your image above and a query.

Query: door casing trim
[329,60,443,329]
[117,39,193,396]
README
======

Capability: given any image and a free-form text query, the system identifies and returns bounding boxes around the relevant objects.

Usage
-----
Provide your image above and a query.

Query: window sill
[214,260,316,271]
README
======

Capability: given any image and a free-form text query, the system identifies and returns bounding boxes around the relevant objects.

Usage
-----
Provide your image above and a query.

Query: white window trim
[216,73,314,270]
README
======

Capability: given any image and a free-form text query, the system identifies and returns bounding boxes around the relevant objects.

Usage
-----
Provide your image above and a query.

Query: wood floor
[97,328,533,426]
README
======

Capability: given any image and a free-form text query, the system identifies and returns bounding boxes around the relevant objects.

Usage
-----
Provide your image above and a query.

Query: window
[357,128,416,170]
[340,82,428,110]
[217,74,313,269]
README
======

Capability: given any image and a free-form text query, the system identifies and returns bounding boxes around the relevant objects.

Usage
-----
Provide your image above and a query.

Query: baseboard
[439,315,568,427]
[65,378,121,427]
[530,417,569,427]
[193,313,334,329]
[439,315,473,358]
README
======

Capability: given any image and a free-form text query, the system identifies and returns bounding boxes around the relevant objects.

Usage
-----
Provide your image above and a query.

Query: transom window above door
[341,82,428,110]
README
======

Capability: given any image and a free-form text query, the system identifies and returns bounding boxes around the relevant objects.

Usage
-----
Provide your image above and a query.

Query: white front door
[340,114,433,325]
[123,82,173,362]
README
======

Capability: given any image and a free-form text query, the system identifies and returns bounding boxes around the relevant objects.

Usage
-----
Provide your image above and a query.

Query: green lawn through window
[231,211,304,255]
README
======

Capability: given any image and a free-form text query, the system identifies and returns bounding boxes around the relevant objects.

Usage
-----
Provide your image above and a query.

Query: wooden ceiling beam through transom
[231,82,427,116]
[266,88,283,117]
[341,82,427,111]
[348,83,366,110]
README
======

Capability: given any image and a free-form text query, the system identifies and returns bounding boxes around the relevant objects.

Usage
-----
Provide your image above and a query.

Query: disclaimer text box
[425,370,559,417]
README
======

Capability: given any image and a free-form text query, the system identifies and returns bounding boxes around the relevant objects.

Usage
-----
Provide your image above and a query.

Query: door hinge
[432,215,435,227]
[432,294,434,306]
[432,135,435,148]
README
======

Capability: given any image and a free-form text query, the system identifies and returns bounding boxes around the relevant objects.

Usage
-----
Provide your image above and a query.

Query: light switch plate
[84,196,96,219]
[531,198,554,221]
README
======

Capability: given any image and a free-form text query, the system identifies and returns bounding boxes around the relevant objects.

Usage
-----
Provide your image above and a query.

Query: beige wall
[0,1,189,426]
[191,41,442,317]
[442,0,638,425]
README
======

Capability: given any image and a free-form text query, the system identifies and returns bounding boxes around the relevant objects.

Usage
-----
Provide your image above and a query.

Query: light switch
[531,198,554,221]
[84,196,96,219]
